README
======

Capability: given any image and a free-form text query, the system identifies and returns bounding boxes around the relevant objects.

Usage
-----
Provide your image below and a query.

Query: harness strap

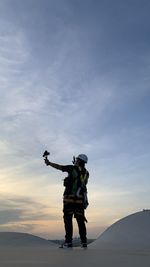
[63,210,88,223]
[74,212,88,223]
[64,194,83,199]
[63,198,83,204]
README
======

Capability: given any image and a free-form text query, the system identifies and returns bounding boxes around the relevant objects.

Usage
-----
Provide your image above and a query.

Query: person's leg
[63,212,73,243]
[76,214,87,244]
[75,205,87,245]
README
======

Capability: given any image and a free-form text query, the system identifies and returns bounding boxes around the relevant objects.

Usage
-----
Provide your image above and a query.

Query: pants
[63,201,87,244]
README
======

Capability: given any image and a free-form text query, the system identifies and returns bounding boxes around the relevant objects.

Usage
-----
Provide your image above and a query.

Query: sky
[0,0,150,240]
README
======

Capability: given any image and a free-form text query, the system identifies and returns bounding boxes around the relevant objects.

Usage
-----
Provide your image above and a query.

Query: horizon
[0,0,150,240]
[0,208,150,243]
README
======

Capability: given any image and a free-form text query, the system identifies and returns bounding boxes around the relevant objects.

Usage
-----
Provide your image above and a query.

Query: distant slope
[0,232,55,247]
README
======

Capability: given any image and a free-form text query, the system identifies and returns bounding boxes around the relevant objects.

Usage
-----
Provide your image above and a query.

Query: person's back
[63,165,89,197]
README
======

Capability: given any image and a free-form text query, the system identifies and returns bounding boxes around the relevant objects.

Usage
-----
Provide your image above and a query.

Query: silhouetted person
[44,154,89,248]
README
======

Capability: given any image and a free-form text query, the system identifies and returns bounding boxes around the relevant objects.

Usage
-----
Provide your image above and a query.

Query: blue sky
[0,0,150,239]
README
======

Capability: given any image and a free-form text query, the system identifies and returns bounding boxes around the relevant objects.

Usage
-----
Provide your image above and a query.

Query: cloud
[0,194,60,226]
[0,20,117,178]
[0,209,23,225]
[0,193,62,238]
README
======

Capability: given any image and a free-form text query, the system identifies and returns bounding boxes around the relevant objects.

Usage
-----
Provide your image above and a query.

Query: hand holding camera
[43,150,50,166]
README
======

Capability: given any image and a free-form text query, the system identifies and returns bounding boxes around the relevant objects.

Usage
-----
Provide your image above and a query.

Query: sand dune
[0,211,150,266]
[0,232,55,247]
[90,210,150,249]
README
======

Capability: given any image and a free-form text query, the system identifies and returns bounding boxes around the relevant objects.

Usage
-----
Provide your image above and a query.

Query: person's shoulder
[61,165,74,172]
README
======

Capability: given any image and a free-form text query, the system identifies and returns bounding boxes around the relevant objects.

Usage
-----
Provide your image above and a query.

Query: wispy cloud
[0,193,60,232]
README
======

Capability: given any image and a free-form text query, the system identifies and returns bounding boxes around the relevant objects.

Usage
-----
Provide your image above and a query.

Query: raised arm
[44,158,63,171]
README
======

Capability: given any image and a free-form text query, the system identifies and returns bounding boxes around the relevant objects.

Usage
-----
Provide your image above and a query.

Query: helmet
[77,154,88,163]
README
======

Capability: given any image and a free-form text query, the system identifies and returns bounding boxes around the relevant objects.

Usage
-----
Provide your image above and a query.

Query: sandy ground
[0,246,150,267]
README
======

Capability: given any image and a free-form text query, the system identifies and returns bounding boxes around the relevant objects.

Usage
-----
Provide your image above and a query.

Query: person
[44,153,89,248]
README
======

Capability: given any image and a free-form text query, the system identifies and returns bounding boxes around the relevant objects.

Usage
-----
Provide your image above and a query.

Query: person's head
[74,154,88,167]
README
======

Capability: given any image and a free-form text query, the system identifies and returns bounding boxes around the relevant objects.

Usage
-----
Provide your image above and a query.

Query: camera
[43,150,50,158]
